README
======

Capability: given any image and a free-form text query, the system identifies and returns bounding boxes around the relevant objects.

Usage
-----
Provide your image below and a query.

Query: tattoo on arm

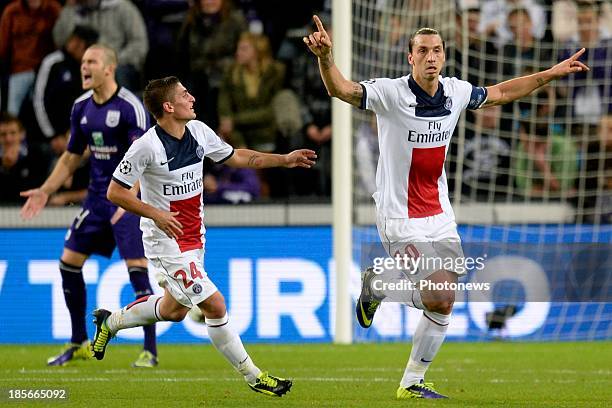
[319,57,334,69]
[346,82,364,107]
[536,77,550,87]
[247,154,260,167]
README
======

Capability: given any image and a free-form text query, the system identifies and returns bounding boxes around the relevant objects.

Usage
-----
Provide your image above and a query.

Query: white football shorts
[149,248,218,307]
[376,211,466,283]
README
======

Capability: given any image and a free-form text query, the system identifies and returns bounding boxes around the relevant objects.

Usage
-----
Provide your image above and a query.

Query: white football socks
[400,310,450,388]
[206,313,261,384]
[106,295,163,334]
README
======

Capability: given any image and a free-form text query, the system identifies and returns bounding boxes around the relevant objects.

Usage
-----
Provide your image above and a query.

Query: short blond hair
[86,43,118,67]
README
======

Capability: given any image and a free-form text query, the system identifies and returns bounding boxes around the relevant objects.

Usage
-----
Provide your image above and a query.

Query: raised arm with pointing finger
[303,14,589,109]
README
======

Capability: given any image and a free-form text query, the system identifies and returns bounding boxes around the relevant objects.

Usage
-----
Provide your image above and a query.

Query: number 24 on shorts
[174,262,203,289]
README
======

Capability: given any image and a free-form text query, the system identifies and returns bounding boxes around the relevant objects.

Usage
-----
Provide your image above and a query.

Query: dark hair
[408,27,445,53]
[507,7,530,21]
[71,25,99,48]
[143,76,181,119]
[186,0,234,26]
[0,112,23,131]
[576,0,600,13]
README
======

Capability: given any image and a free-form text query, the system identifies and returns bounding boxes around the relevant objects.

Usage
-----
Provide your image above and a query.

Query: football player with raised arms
[20,44,159,368]
[92,76,317,397]
[304,15,588,399]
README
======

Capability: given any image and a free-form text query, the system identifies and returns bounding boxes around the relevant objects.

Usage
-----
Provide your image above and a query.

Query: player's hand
[550,48,589,79]
[20,188,49,219]
[284,149,317,168]
[303,15,332,60]
[153,210,183,240]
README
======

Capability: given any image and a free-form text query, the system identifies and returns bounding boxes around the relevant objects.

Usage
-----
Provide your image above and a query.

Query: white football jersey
[360,75,487,219]
[112,120,233,257]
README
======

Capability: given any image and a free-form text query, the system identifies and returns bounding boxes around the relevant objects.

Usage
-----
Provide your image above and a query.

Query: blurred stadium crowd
[0,0,610,221]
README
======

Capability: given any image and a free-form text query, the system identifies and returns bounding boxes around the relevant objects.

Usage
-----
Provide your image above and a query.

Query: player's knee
[162,309,188,322]
[422,289,455,314]
[199,291,227,318]
[423,298,454,315]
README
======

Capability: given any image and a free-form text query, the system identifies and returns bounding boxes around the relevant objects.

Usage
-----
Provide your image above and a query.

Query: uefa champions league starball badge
[119,160,132,175]
[192,283,202,294]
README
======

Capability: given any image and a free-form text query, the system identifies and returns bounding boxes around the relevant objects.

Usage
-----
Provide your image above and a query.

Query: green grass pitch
[0,342,610,407]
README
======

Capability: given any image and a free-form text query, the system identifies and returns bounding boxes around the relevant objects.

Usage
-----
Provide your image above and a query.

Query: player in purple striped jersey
[20,44,158,368]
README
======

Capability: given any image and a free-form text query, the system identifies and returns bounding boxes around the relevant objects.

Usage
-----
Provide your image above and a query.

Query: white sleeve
[199,122,234,163]
[359,78,399,113]
[450,78,488,111]
[112,137,152,188]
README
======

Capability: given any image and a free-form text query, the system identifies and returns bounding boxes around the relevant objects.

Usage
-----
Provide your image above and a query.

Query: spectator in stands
[447,3,498,87]
[0,0,61,115]
[0,113,47,203]
[287,13,332,197]
[218,32,285,197]
[52,0,148,92]
[374,12,410,79]
[234,0,326,54]
[499,9,553,136]
[479,0,546,46]
[141,0,190,80]
[514,89,578,197]
[581,113,612,223]
[461,105,511,199]
[558,1,612,127]
[354,114,379,202]
[177,0,247,129]
[33,25,99,141]
[397,0,450,35]
[203,161,260,204]
[502,7,553,79]
[552,0,612,43]
[218,32,284,152]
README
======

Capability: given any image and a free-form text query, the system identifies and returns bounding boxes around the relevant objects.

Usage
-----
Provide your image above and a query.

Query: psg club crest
[196,145,205,159]
[119,160,132,175]
[105,110,121,128]
[192,283,202,294]
[444,97,453,110]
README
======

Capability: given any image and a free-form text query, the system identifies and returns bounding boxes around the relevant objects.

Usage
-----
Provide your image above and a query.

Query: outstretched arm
[20,151,83,219]
[303,15,363,107]
[483,48,589,108]
[225,149,317,169]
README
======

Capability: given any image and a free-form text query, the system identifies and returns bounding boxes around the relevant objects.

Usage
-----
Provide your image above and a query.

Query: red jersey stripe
[407,146,445,218]
[170,193,203,252]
